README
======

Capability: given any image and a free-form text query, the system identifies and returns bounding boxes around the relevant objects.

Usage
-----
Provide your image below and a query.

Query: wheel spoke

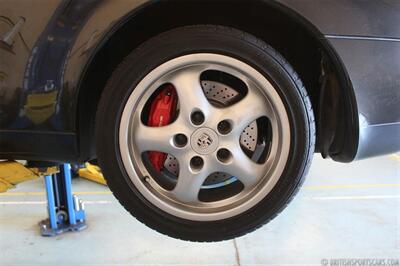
[170,158,209,204]
[222,146,268,189]
[169,67,212,119]
[134,121,180,155]
[221,85,273,135]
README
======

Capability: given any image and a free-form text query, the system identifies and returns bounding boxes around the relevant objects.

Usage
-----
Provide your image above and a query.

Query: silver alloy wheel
[119,53,290,221]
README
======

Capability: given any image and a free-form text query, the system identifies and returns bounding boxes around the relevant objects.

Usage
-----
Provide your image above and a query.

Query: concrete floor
[1,155,399,266]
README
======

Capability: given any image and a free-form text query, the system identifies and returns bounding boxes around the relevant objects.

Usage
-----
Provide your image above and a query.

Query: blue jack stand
[39,164,87,236]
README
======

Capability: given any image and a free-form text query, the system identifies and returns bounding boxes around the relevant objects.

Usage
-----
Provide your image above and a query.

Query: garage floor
[1,155,399,266]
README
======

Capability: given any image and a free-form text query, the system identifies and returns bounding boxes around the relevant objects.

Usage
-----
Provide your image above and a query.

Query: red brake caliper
[147,85,178,172]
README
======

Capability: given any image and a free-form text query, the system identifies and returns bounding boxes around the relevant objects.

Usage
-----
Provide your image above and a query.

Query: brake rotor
[164,154,179,176]
[163,80,258,186]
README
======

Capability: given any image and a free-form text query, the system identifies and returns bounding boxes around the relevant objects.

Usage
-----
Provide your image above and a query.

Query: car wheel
[96,25,315,241]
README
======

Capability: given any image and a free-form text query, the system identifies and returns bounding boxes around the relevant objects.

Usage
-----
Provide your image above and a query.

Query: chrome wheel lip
[119,53,291,221]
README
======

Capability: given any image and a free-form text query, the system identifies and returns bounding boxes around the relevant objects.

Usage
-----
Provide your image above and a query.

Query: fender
[70,0,359,162]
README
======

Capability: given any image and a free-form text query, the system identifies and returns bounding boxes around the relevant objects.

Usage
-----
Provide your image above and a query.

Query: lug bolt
[190,156,204,171]
[217,148,232,163]
[217,120,232,135]
[191,111,205,126]
[174,134,188,147]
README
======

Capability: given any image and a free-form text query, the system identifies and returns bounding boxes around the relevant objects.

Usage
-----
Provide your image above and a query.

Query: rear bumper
[356,120,400,160]
[327,36,400,160]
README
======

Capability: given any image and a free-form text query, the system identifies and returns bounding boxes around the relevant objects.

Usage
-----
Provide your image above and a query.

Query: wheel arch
[76,0,359,162]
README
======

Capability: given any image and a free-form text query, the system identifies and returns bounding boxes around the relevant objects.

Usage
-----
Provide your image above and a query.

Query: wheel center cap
[191,128,219,155]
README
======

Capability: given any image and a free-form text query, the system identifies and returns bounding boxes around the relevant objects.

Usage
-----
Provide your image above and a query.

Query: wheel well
[77,0,358,162]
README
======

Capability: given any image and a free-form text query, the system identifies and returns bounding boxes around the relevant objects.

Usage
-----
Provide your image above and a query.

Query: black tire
[96,25,315,242]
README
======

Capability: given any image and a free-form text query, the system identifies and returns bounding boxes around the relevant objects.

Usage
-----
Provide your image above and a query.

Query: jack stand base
[39,219,87,237]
